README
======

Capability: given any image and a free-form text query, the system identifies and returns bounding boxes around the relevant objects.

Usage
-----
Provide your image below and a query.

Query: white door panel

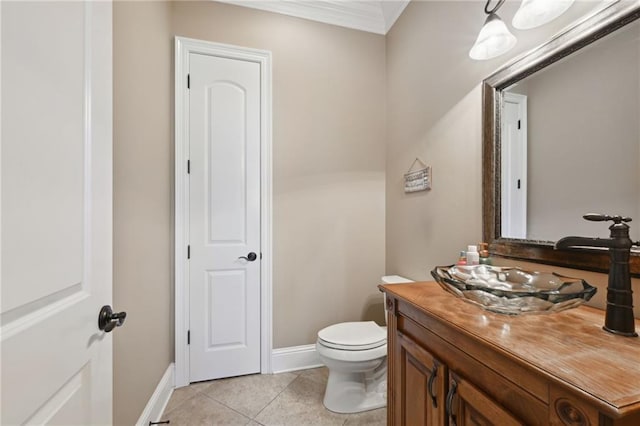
[206,82,250,244]
[501,92,528,239]
[1,1,112,424]
[206,270,248,349]
[189,53,261,381]
[1,0,85,313]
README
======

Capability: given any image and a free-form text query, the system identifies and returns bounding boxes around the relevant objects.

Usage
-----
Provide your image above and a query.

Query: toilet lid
[317,321,386,350]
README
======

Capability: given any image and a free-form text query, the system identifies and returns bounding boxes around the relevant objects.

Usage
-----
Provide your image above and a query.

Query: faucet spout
[556,214,637,337]
[555,236,612,250]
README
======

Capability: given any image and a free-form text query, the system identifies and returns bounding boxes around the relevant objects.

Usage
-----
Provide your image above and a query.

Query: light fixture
[512,0,575,30]
[469,0,517,61]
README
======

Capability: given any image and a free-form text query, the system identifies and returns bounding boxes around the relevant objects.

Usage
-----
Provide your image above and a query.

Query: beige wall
[170,1,387,348]
[113,1,385,423]
[385,1,640,313]
[386,0,506,280]
[113,2,173,425]
[385,0,602,279]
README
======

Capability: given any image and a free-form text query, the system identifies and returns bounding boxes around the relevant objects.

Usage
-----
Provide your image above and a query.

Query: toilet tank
[381,275,413,325]
[381,275,413,285]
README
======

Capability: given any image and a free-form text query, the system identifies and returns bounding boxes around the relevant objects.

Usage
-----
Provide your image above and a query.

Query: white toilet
[316,275,414,414]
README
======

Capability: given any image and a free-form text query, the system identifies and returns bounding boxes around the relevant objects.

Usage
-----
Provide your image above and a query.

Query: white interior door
[501,92,528,239]
[188,52,262,382]
[1,1,113,424]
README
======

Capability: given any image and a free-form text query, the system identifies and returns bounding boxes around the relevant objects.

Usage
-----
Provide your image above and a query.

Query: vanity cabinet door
[446,374,523,426]
[395,331,447,426]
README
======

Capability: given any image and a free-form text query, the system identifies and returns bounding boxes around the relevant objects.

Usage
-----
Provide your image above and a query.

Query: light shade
[469,13,517,61]
[512,0,575,30]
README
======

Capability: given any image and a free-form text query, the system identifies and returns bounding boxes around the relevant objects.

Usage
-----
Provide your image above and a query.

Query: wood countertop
[380,281,640,417]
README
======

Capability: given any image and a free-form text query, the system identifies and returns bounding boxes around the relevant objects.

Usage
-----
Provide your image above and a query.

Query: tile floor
[161,367,386,425]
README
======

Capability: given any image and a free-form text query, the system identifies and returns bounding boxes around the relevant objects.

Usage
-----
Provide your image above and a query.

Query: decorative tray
[430,265,597,315]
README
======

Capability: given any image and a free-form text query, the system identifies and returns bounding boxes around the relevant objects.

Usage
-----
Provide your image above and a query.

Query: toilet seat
[317,321,386,351]
[316,276,412,414]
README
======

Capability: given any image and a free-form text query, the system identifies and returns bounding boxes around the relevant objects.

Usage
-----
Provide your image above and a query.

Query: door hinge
[187,159,190,174]
[187,330,190,345]
[517,179,521,189]
[517,119,521,130]
[187,245,190,259]
[260,252,263,260]
[187,73,190,89]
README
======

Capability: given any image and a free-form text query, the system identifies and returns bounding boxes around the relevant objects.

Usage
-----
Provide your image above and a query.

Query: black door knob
[238,252,258,262]
[98,305,127,332]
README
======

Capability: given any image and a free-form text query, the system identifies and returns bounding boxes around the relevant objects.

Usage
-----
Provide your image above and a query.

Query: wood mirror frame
[482,1,640,276]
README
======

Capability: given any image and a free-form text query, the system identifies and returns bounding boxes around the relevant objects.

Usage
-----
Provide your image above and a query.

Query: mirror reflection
[500,19,640,242]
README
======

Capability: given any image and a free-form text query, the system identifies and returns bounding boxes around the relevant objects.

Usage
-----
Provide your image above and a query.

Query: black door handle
[238,252,258,262]
[98,305,127,332]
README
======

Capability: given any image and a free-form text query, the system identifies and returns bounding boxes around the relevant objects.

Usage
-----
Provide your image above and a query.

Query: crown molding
[380,0,410,33]
[215,0,410,35]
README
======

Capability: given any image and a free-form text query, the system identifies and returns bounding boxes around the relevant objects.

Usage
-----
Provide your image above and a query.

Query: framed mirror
[482,1,640,275]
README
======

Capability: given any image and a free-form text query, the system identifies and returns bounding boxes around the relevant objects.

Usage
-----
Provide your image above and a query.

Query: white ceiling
[215,0,411,34]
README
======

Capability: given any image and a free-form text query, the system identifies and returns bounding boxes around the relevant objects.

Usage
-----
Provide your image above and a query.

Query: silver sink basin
[431,265,597,315]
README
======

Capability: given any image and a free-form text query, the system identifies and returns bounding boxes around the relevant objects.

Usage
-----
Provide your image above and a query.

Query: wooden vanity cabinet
[381,282,640,426]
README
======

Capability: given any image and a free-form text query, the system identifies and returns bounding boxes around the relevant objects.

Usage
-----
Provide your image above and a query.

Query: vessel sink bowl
[431,265,597,315]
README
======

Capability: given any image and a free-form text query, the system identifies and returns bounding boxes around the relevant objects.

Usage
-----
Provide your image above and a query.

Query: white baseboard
[136,363,175,426]
[272,344,323,374]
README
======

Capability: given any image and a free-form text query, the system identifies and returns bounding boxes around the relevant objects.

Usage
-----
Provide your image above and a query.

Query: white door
[1,1,113,424]
[188,52,262,382]
[501,92,528,239]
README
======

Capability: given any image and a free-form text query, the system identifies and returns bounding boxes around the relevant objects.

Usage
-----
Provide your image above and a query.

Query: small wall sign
[404,158,431,193]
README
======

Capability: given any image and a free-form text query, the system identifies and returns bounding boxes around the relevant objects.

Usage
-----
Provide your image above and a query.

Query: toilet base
[322,359,387,414]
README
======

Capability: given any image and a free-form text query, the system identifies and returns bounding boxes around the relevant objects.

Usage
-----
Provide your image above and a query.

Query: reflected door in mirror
[501,92,528,239]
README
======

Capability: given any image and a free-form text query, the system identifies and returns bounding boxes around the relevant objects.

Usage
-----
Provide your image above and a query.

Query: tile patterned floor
[161,367,386,425]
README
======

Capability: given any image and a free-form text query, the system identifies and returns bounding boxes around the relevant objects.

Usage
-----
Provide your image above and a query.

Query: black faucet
[555,213,638,337]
